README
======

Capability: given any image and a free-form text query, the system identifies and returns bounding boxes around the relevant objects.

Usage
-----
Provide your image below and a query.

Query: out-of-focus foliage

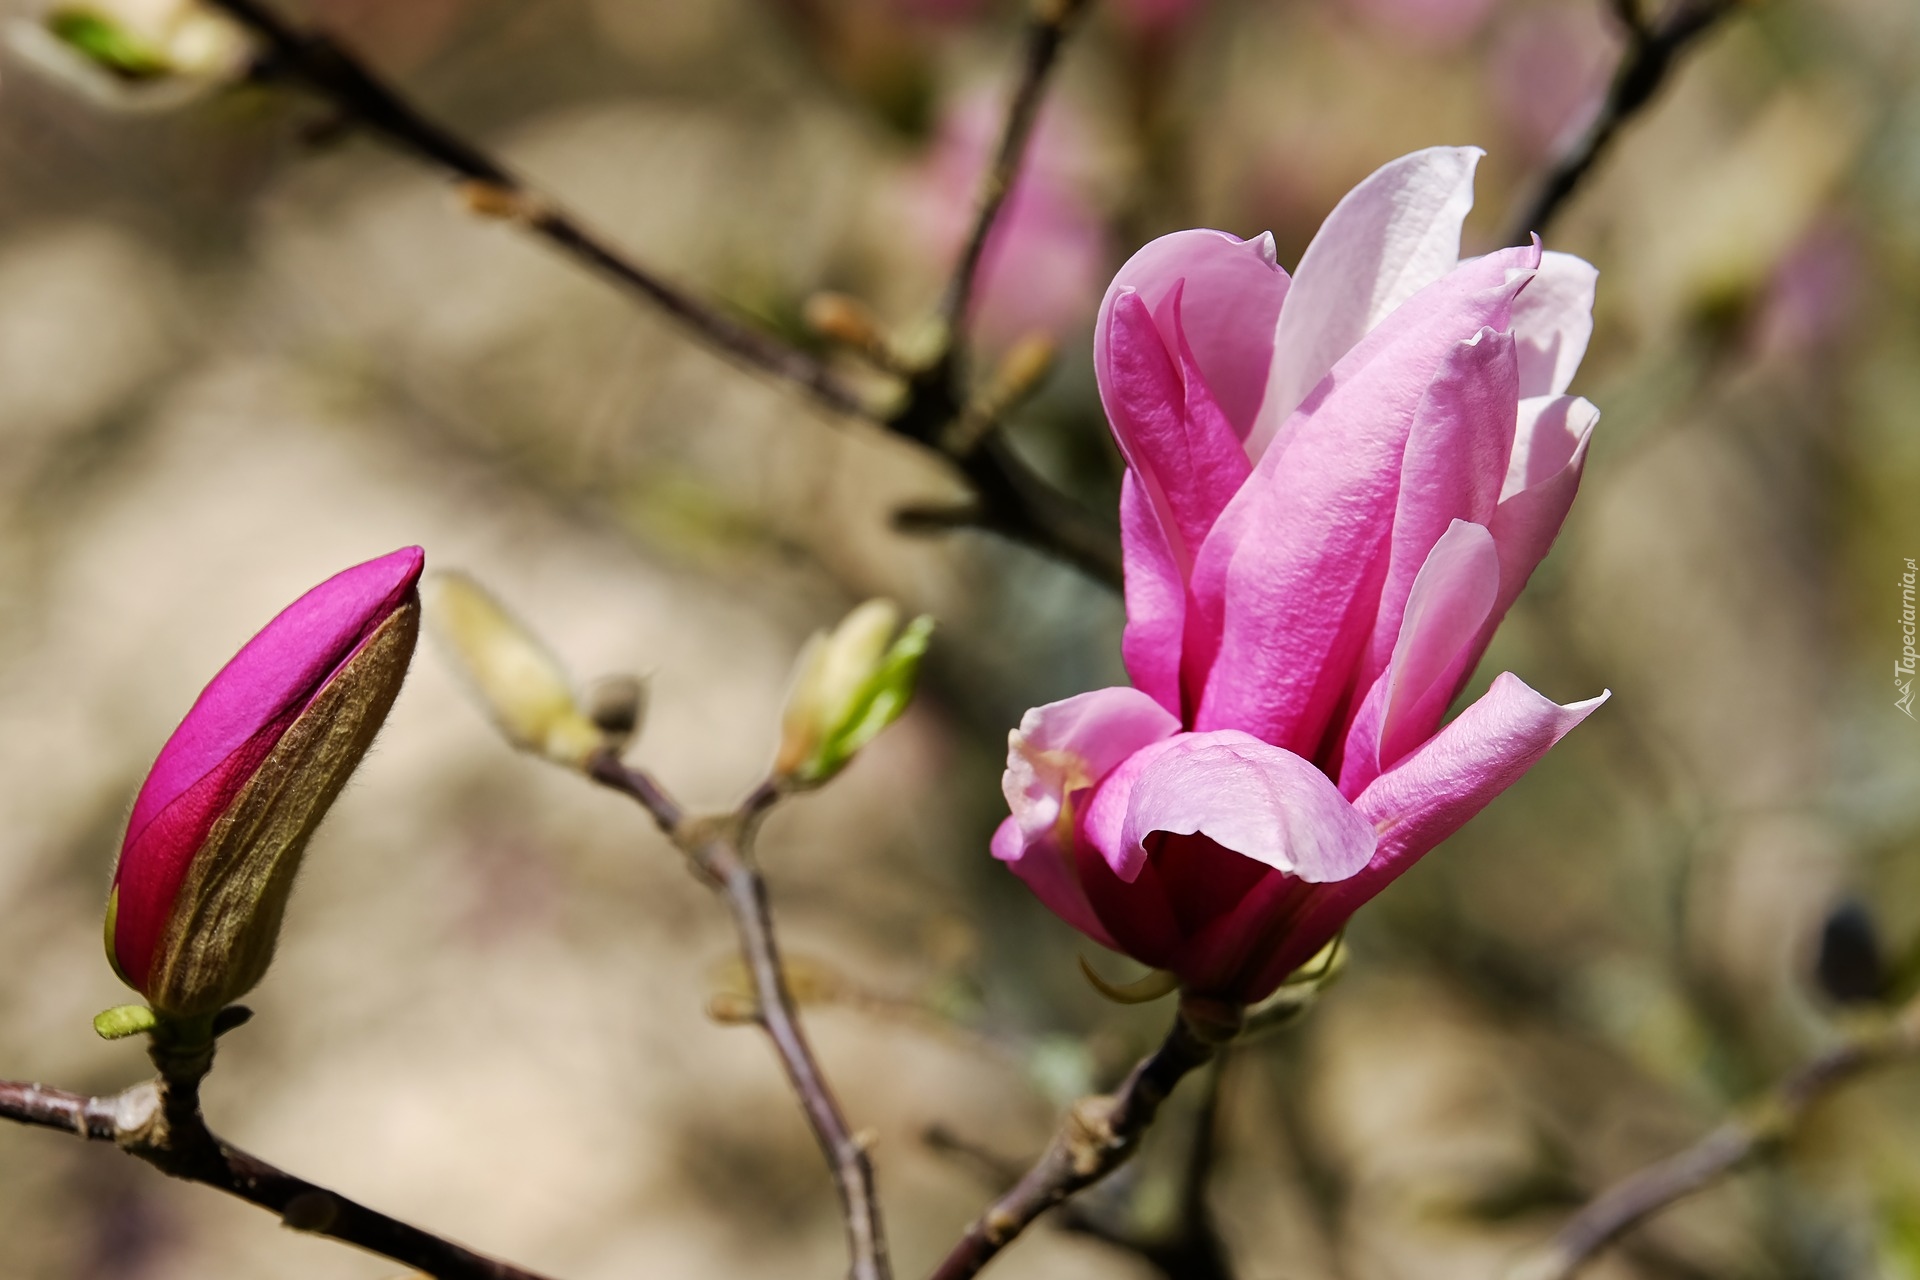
[0,0,1915,1277]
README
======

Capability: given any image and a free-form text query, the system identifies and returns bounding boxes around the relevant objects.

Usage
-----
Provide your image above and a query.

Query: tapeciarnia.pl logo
[1899,557,1917,719]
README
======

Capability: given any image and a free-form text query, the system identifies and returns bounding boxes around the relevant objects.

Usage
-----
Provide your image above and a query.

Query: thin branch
[1503,0,1740,244]
[202,0,866,418]
[587,752,891,1280]
[193,0,1123,586]
[926,997,1238,1280]
[1510,1001,1920,1280]
[1,1076,558,1280]
[1057,1053,1236,1280]
[935,0,1097,346]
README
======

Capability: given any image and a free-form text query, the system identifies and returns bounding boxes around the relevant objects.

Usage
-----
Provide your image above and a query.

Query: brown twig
[194,0,1120,585]
[935,0,1095,348]
[1510,1001,1920,1280]
[1,1067,555,1280]
[201,0,866,418]
[1503,0,1741,244]
[883,0,1121,589]
[1056,1052,1236,1280]
[587,752,891,1280]
[926,997,1237,1280]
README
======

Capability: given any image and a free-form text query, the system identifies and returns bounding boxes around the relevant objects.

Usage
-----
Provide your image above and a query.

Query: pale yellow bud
[424,572,605,769]
[18,1,248,110]
[776,600,934,786]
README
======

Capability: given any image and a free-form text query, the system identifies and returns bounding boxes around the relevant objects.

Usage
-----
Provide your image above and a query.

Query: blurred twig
[926,997,1237,1280]
[195,0,1120,587]
[201,0,866,418]
[934,0,1094,346]
[1504,0,1742,244]
[1509,999,1920,1280]
[0,1066,553,1279]
[585,753,892,1280]
[889,0,1120,587]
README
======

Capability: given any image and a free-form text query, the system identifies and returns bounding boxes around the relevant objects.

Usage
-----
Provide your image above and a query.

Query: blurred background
[1,0,1918,1276]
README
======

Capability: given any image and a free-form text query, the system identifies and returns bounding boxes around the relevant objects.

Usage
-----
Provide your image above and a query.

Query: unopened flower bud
[802,292,886,352]
[105,547,424,1022]
[775,600,934,787]
[424,571,604,768]
[586,674,648,750]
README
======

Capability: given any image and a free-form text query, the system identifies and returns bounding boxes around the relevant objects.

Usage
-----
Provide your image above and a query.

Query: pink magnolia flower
[994,147,1607,1004]
[106,547,424,1020]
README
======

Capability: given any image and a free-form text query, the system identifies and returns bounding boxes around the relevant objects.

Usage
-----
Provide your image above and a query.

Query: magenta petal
[1511,251,1598,397]
[1252,145,1484,456]
[1255,672,1607,990]
[112,545,426,989]
[1102,287,1253,566]
[1106,730,1376,883]
[1119,473,1188,716]
[992,816,1116,949]
[1168,865,1314,999]
[1097,228,1291,440]
[1188,245,1540,755]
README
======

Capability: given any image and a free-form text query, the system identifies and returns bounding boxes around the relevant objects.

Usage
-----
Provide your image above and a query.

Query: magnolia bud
[424,571,605,768]
[13,2,249,110]
[586,674,648,750]
[775,600,934,787]
[105,548,424,1022]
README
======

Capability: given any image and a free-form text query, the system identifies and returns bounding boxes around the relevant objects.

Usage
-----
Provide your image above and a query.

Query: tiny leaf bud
[17,2,249,110]
[775,601,934,787]
[586,673,648,750]
[424,571,604,768]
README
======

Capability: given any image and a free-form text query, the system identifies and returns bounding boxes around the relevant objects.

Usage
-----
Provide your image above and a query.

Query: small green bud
[424,572,607,769]
[775,601,934,787]
[25,2,249,109]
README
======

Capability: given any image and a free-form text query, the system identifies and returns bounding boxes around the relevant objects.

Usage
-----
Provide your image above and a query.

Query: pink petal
[1511,251,1598,397]
[1251,146,1484,457]
[1348,327,1518,706]
[1088,730,1376,883]
[1101,286,1252,567]
[1097,228,1291,441]
[1502,393,1598,500]
[1253,672,1607,990]
[1187,245,1540,756]
[1001,685,1182,848]
[1338,520,1501,795]
[1475,395,1600,658]
[1119,473,1188,717]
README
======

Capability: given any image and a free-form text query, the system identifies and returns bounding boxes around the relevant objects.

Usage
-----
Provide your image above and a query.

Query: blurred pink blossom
[1753,220,1862,355]
[1489,5,1617,159]
[994,148,1607,1002]
[305,0,466,70]
[888,0,990,20]
[1344,0,1501,51]
[903,87,1110,349]
[1111,0,1210,36]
